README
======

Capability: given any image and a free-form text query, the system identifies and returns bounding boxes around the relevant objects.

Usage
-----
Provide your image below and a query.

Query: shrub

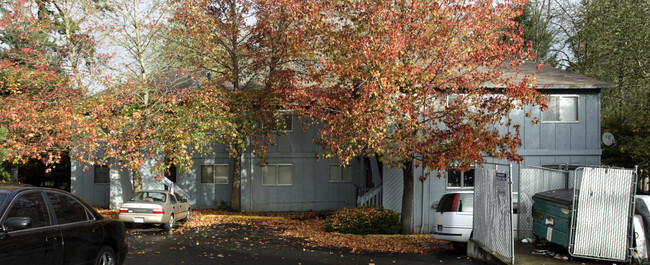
[325,206,400,235]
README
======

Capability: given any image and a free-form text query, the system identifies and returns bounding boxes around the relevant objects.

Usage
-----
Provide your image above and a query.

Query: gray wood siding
[177,155,233,209]
[523,92,601,155]
[247,155,358,211]
[71,162,110,208]
[241,117,360,211]
[411,91,604,233]
[382,167,403,214]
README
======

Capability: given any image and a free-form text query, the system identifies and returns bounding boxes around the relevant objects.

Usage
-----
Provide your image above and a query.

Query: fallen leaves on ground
[96,208,450,254]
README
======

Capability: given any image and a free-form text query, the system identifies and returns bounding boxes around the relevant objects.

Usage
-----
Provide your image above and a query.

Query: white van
[431,191,518,249]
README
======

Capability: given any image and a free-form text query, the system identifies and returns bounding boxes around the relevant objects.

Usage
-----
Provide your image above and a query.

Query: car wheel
[184,209,191,222]
[164,214,174,230]
[95,246,116,265]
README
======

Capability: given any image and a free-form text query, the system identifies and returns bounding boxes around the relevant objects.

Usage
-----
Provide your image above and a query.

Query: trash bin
[532,189,578,248]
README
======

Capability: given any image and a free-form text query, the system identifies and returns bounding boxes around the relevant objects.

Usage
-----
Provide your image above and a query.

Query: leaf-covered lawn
[96,208,450,254]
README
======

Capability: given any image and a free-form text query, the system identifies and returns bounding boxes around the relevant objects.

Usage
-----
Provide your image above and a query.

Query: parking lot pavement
[123,223,487,265]
[514,242,624,265]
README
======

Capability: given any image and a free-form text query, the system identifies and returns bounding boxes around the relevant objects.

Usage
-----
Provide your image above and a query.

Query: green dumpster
[532,189,578,248]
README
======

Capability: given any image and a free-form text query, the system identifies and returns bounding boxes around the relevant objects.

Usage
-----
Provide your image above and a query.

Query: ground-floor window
[329,164,352,182]
[201,164,229,184]
[447,167,475,188]
[263,164,292,186]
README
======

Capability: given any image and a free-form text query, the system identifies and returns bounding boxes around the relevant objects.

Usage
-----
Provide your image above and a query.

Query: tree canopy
[276,0,545,232]
[168,0,304,210]
[0,0,98,167]
[567,0,649,172]
[0,0,551,229]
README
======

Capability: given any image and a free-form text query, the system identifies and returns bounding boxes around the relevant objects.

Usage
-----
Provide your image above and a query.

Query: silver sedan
[119,190,190,230]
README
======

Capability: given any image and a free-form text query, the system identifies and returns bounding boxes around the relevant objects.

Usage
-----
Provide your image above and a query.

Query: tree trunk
[401,159,414,234]
[133,168,143,193]
[231,151,242,211]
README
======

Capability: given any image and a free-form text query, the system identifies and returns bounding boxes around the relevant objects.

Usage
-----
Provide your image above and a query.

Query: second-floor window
[277,113,293,132]
[543,95,579,122]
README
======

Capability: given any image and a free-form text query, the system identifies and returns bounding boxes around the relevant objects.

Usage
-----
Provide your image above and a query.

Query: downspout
[249,138,254,211]
[420,165,425,233]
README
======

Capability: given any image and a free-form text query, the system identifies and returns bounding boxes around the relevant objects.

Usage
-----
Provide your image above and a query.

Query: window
[47,192,90,224]
[543,95,579,122]
[94,165,109,184]
[329,165,352,182]
[132,191,167,202]
[277,113,293,132]
[201,165,229,184]
[447,168,475,188]
[436,193,474,213]
[174,194,186,203]
[263,164,292,186]
[5,192,50,230]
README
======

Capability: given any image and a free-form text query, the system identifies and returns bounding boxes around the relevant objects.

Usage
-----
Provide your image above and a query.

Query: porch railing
[161,177,189,199]
[357,185,383,207]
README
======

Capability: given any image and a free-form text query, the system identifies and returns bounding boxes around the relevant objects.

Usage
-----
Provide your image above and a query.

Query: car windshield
[0,193,6,205]
[131,192,167,202]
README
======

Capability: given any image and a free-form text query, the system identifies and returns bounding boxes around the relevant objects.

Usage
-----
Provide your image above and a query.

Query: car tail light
[153,210,164,214]
[119,208,128,213]
[451,193,460,212]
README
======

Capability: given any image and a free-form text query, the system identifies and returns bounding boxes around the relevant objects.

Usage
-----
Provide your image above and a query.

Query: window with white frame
[447,167,475,188]
[94,165,109,184]
[543,95,579,122]
[329,165,352,182]
[201,164,229,184]
[263,164,292,185]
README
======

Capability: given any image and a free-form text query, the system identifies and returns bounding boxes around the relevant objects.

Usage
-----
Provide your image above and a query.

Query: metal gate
[472,162,514,264]
[569,166,637,262]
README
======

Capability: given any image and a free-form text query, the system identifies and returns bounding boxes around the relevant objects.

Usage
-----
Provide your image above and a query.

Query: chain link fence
[518,166,570,240]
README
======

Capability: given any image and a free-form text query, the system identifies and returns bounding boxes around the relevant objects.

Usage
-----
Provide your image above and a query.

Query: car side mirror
[432,201,439,209]
[4,217,32,232]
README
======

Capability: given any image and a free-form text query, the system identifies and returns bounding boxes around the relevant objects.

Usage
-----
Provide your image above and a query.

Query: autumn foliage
[268,0,546,233]
[0,0,98,167]
[4,0,546,235]
[97,208,446,254]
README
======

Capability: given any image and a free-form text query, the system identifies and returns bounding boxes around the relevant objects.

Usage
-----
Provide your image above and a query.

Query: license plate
[134,217,144,223]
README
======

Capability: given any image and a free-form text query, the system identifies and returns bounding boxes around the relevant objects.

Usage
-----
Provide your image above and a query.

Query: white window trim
[262,164,293,186]
[446,167,475,188]
[201,164,229,185]
[542,95,580,123]
[328,164,352,183]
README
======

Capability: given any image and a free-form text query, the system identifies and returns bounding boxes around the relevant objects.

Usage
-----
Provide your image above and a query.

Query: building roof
[486,61,617,90]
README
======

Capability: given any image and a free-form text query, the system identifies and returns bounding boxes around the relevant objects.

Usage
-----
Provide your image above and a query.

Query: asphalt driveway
[123,222,485,265]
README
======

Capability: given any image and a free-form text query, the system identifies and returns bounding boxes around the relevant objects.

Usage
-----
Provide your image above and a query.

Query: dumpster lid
[532,189,578,205]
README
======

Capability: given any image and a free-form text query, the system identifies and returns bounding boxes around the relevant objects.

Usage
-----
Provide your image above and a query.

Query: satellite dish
[602,132,616,146]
